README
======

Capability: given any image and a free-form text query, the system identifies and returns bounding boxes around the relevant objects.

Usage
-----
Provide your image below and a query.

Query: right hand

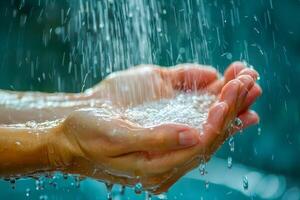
[55,106,201,192]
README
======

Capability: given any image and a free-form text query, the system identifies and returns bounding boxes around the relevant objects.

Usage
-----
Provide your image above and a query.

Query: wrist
[46,122,76,171]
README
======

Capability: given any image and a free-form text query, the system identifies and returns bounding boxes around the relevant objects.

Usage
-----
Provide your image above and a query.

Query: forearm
[0,89,103,124]
[0,121,72,177]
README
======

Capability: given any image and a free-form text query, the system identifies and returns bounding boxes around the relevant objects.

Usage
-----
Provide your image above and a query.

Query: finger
[201,102,229,148]
[224,61,246,83]
[239,84,262,114]
[236,75,255,110]
[106,123,200,156]
[219,79,241,112]
[161,64,219,91]
[237,68,259,81]
[201,80,241,152]
[134,124,200,152]
[230,110,259,134]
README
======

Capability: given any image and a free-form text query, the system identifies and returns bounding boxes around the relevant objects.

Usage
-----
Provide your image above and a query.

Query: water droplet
[74,175,80,188]
[35,179,44,191]
[39,195,48,200]
[105,182,113,200]
[145,192,152,200]
[9,178,16,189]
[229,136,235,152]
[120,185,126,195]
[134,182,143,194]
[257,127,261,135]
[205,181,209,190]
[227,156,233,169]
[242,176,249,190]
[25,188,31,197]
[162,9,167,15]
[234,117,243,128]
[199,162,206,176]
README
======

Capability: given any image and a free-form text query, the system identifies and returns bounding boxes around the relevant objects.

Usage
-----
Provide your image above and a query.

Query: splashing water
[125,92,216,132]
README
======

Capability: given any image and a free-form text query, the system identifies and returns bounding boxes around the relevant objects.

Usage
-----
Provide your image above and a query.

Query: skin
[0,62,262,193]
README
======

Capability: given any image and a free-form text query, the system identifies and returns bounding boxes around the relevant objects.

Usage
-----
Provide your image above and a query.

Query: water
[125,92,216,132]
[134,182,143,194]
[242,176,249,190]
[229,136,235,152]
[105,182,114,200]
[0,0,299,199]
[227,156,233,169]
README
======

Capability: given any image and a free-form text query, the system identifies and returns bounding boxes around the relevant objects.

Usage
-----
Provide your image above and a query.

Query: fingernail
[179,130,198,146]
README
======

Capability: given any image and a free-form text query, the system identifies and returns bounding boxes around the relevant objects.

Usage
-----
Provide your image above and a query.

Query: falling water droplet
[229,136,235,152]
[257,127,261,135]
[134,182,143,194]
[105,182,113,200]
[120,185,126,195]
[242,176,249,190]
[145,192,152,200]
[74,175,80,188]
[205,181,209,190]
[199,162,206,176]
[25,188,31,197]
[227,156,233,169]
[10,178,16,189]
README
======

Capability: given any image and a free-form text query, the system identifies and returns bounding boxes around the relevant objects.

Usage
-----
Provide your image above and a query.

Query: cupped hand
[57,62,261,193]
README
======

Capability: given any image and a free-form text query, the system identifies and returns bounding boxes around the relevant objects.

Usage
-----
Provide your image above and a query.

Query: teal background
[0,0,299,199]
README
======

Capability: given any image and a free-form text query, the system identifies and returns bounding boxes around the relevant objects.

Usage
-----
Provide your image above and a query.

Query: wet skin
[0,62,262,193]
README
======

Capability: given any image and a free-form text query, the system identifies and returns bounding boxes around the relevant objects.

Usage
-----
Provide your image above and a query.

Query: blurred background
[0,0,299,199]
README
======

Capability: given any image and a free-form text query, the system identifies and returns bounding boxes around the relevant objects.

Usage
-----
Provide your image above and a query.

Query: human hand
[52,62,261,193]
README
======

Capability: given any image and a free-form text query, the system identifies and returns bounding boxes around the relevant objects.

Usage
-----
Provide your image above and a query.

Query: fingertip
[224,61,246,82]
[238,68,259,81]
[237,75,255,91]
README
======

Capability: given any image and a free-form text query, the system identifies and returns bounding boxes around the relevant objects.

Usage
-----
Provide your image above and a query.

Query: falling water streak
[105,182,114,200]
